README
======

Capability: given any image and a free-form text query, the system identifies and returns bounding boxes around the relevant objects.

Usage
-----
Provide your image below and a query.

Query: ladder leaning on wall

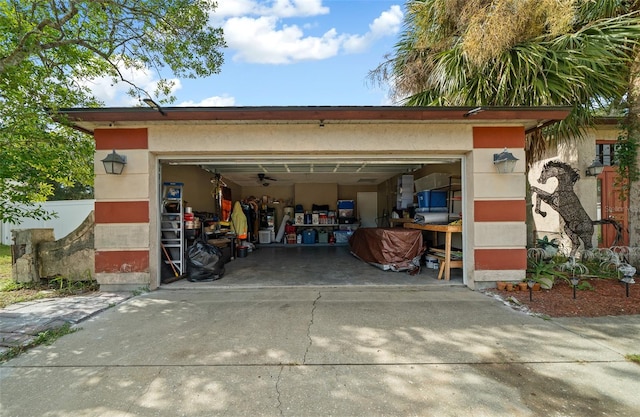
[160,182,184,276]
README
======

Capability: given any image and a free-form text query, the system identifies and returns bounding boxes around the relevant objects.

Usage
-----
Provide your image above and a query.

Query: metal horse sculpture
[530,160,623,257]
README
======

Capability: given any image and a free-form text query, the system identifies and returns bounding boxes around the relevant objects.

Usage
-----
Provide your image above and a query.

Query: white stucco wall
[528,124,620,254]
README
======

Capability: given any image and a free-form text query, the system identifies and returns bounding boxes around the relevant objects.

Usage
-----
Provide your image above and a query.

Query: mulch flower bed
[486,277,640,317]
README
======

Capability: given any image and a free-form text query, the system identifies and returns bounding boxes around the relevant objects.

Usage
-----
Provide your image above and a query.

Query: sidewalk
[0,292,132,357]
[1,287,639,416]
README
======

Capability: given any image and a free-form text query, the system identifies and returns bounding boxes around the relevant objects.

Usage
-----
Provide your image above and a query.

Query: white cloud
[343,5,403,54]
[270,0,330,17]
[370,5,403,37]
[220,3,403,64]
[214,0,329,19]
[225,16,341,64]
[178,95,236,106]
[223,0,403,64]
[80,61,181,107]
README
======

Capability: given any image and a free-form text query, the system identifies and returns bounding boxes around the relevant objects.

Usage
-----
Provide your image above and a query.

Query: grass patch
[0,244,11,281]
[0,245,98,309]
[0,323,78,363]
[626,354,640,365]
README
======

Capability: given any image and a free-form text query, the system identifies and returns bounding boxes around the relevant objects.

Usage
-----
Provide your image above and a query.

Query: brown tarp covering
[349,228,425,272]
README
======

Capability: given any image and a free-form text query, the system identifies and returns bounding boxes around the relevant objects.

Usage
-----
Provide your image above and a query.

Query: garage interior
[159,156,464,288]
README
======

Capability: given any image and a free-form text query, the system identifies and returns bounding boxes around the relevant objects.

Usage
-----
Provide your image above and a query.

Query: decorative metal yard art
[530,161,624,258]
[582,247,637,297]
[558,257,589,299]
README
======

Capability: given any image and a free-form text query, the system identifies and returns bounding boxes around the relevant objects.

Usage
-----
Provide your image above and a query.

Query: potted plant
[527,258,566,289]
[536,235,559,259]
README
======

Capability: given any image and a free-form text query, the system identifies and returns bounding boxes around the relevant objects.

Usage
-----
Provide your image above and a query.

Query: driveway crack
[303,291,321,365]
[275,365,284,416]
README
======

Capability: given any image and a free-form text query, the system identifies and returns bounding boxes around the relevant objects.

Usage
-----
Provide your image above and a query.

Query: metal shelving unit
[160,182,184,275]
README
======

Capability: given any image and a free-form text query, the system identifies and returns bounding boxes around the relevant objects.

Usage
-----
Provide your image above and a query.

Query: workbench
[398,221,463,280]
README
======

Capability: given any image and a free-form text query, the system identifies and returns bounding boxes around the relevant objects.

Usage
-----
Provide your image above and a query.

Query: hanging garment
[221,187,232,222]
[231,201,248,240]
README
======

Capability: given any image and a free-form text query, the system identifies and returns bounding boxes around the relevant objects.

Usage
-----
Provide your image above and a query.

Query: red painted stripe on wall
[95,250,149,273]
[95,128,148,150]
[473,127,524,149]
[475,248,527,270]
[95,201,149,223]
[474,200,526,222]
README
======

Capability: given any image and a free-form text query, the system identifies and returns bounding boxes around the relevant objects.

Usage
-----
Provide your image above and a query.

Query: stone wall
[39,211,95,280]
[12,212,95,283]
[12,229,55,283]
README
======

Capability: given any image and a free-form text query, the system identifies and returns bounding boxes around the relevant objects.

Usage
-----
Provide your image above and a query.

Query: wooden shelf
[292,224,342,227]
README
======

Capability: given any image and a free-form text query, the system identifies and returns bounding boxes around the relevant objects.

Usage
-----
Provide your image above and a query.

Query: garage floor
[163,245,464,289]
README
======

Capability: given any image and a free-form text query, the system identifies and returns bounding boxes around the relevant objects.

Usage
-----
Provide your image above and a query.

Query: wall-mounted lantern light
[585,159,604,177]
[101,150,127,175]
[493,148,519,174]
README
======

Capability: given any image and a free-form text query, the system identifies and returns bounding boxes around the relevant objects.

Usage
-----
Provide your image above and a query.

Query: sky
[93,0,405,107]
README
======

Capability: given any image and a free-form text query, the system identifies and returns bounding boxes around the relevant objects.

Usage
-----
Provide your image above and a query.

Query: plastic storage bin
[318,230,328,243]
[417,190,448,210]
[302,229,316,244]
[333,230,353,244]
[258,230,272,244]
[337,200,355,218]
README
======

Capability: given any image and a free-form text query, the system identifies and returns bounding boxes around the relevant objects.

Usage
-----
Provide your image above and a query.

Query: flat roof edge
[56,105,572,124]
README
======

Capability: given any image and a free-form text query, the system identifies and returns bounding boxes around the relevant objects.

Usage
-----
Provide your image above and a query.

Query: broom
[161,242,180,278]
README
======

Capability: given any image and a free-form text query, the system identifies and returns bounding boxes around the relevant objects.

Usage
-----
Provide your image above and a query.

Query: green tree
[1,0,225,223]
[370,0,640,243]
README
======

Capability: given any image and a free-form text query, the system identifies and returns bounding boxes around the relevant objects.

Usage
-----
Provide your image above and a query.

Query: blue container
[302,229,316,244]
[337,200,355,209]
[417,190,447,209]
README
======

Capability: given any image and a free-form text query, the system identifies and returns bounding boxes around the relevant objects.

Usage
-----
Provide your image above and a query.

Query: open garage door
[158,154,464,287]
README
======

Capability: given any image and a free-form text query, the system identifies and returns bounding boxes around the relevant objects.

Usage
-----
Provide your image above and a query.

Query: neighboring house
[58,106,572,292]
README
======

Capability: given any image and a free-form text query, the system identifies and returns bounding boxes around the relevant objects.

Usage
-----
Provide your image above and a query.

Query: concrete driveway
[1,286,639,416]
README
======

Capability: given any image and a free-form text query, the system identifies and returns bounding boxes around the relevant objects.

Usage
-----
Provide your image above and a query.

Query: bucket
[237,246,248,258]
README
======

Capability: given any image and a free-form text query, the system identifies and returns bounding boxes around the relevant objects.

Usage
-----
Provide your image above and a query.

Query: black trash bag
[186,240,225,282]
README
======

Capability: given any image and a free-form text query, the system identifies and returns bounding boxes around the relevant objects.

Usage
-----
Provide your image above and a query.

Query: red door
[598,167,629,247]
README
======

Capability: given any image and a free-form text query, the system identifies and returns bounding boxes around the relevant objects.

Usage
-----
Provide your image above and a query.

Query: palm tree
[370,0,640,243]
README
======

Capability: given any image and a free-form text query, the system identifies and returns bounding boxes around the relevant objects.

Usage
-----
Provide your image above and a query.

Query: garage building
[60,106,570,291]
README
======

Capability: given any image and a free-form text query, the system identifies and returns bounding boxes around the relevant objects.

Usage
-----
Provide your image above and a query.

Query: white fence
[1,200,95,246]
